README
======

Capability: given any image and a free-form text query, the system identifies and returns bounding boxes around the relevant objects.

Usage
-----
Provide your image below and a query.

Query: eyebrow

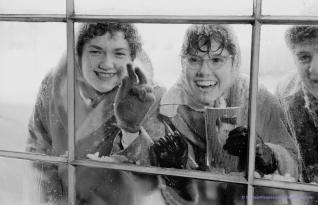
[88,45,103,50]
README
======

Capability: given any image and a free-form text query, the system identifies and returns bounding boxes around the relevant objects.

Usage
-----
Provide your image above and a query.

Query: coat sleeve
[256,86,300,178]
[26,73,65,204]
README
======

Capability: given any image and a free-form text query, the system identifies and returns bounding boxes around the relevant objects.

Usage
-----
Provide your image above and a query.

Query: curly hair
[285,26,318,49]
[76,22,142,61]
[181,24,241,68]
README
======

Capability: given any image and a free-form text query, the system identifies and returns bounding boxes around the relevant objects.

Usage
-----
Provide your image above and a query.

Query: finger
[135,67,148,84]
[127,64,137,83]
[115,76,130,102]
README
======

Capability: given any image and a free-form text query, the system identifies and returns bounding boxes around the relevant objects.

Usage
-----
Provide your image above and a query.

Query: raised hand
[114,64,155,133]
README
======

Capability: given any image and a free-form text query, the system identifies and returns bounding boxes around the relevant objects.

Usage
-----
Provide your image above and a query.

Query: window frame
[1,0,318,204]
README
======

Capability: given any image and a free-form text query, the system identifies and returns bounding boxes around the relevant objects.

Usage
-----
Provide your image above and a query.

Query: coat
[156,74,300,205]
[26,54,166,205]
[276,72,318,183]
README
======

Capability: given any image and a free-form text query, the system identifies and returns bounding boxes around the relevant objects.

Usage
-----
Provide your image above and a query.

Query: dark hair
[76,22,142,61]
[181,24,241,68]
[285,26,318,49]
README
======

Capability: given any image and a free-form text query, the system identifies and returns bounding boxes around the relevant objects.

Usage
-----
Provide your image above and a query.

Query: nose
[98,54,113,70]
[309,54,318,76]
[197,60,212,77]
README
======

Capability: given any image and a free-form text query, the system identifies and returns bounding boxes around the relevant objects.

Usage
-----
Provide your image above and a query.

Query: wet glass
[75,167,247,205]
[259,25,318,185]
[0,22,66,154]
[75,0,253,15]
[0,156,68,205]
[0,0,65,14]
[254,187,318,205]
[262,0,318,16]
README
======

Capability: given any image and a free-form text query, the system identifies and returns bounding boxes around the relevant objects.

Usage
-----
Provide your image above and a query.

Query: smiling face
[80,32,131,93]
[182,41,236,107]
[293,42,318,98]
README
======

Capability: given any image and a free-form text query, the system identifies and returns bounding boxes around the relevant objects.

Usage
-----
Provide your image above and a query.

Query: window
[1,0,318,204]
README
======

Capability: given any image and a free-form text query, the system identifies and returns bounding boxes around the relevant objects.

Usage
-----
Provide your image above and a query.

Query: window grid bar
[254,179,318,193]
[1,14,318,25]
[0,150,68,164]
[66,0,76,204]
[247,0,262,204]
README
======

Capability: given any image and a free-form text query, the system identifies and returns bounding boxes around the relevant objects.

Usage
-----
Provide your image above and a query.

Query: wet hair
[181,24,241,68]
[285,26,318,49]
[76,22,142,61]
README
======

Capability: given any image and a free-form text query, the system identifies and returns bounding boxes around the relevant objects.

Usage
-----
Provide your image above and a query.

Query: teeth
[196,80,217,87]
[96,72,116,78]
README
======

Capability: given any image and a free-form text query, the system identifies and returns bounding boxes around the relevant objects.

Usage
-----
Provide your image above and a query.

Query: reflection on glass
[262,0,318,16]
[0,0,65,14]
[260,25,318,184]
[0,22,66,153]
[254,187,318,205]
[0,157,67,205]
[75,0,252,15]
[76,167,246,205]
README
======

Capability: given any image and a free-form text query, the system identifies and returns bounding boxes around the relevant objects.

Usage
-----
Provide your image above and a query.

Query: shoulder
[276,72,301,100]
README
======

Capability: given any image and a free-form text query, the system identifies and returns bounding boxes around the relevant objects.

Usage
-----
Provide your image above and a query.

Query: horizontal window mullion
[254,179,318,193]
[72,159,248,184]
[259,16,318,25]
[0,14,66,22]
[71,15,255,24]
[0,150,68,164]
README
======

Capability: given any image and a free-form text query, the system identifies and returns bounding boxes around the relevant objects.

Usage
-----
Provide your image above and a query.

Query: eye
[89,50,102,55]
[298,54,312,64]
[211,57,225,64]
[188,56,200,63]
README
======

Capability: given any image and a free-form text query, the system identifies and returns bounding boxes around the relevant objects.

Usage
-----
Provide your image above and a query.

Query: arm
[26,73,65,204]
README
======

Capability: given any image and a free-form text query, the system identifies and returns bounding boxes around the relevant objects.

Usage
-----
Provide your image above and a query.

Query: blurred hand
[255,144,277,175]
[114,64,155,133]
[151,131,188,169]
[223,126,248,157]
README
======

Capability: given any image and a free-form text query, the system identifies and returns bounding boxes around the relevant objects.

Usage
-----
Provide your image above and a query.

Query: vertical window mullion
[247,0,262,205]
[66,0,76,204]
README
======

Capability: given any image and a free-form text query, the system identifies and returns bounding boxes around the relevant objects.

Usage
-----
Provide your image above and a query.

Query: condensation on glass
[0,22,66,153]
[75,167,247,205]
[0,0,65,14]
[0,156,68,205]
[75,0,253,15]
[262,0,318,16]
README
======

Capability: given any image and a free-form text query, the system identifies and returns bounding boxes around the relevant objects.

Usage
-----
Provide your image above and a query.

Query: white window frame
[1,0,318,204]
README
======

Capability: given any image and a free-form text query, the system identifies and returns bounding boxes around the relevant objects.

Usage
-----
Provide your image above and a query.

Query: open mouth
[195,80,218,89]
[94,71,116,79]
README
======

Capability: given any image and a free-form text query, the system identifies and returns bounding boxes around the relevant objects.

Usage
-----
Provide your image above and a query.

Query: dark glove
[223,126,248,157]
[255,144,277,176]
[223,126,277,175]
[151,131,188,189]
[114,64,155,133]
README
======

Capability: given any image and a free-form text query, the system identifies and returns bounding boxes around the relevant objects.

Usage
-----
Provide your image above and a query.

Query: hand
[151,131,188,169]
[114,64,155,133]
[223,126,248,157]
[255,144,277,175]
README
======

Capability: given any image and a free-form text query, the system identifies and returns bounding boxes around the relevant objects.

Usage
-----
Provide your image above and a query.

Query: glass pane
[262,0,318,16]
[259,25,318,184]
[75,167,246,205]
[75,0,253,15]
[0,0,65,14]
[0,22,67,155]
[0,156,67,205]
[254,187,318,205]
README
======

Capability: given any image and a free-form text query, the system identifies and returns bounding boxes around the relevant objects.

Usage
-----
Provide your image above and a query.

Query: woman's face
[80,32,132,93]
[183,41,236,107]
[293,42,318,98]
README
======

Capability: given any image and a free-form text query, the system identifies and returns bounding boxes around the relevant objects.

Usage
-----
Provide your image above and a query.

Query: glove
[223,126,277,174]
[151,131,188,189]
[114,64,155,133]
[255,144,277,176]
